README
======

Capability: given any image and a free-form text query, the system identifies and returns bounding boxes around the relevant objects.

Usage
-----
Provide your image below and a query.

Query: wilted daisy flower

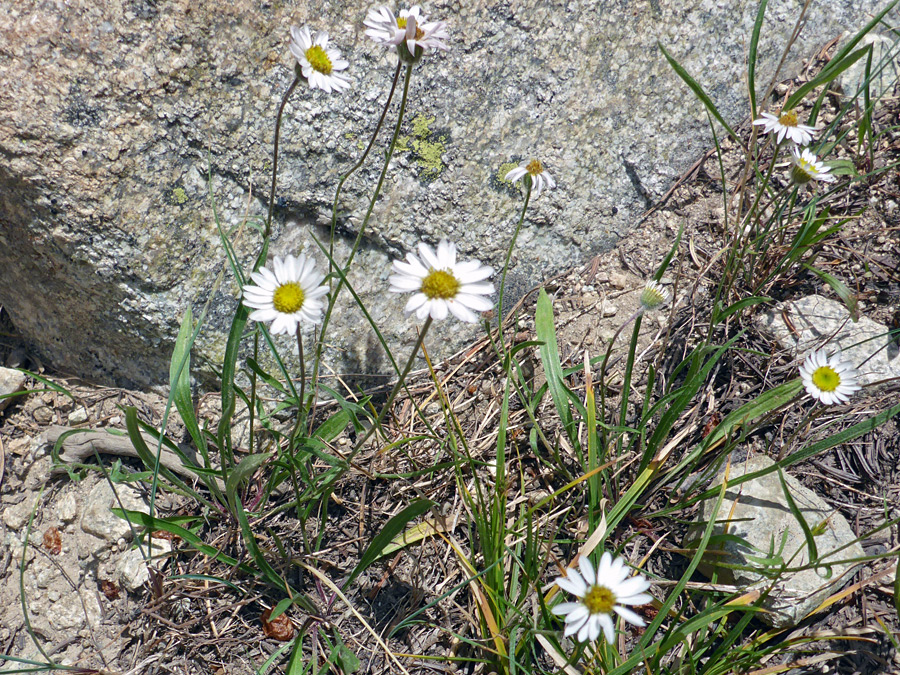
[505,159,556,198]
[389,240,494,323]
[790,147,835,185]
[753,109,817,146]
[640,280,670,312]
[363,5,449,62]
[799,349,861,405]
[289,26,351,93]
[242,254,329,335]
[553,552,653,644]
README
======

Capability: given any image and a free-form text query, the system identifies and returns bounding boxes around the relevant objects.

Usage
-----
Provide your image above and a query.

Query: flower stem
[497,180,532,353]
[328,61,404,276]
[308,64,414,407]
[266,74,300,239]
[347,316,432,465]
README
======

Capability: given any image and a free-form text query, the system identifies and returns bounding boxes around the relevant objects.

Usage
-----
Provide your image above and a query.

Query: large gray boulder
[0,0,893,388]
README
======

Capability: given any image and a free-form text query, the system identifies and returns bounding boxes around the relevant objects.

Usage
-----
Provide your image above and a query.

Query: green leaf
[748,0,769,120]
[713,296,771,325]
[535,289,575,438]
[170,308,207,457]
[658,42,740,144]
[803,264,859,322]
[268,596,293,622]
[346,499,434,588]
[787,46,871,111]
[776,467,818,564]
[225,452,273,506]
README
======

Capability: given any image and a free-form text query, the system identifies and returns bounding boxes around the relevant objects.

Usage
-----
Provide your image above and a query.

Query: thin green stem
[290,330,307,449]
[328,61,404,276]
[266,74,300,239]
[497,180,532,353]
[309,64,414,405]
[345,316,431,468]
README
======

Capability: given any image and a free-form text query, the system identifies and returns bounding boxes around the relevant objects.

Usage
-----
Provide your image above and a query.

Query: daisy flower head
[363,5,449,64]
[505,159,556,198]
[242,254,329,335]
[639,279,670,312]
[553,552,653,644]
[753,109,817,146]
[289,26,351,93]
[799,349,861,405]
[790,147,835,186]
[389,240,494,323]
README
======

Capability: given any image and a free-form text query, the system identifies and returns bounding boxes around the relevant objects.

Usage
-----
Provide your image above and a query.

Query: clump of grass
[8,2,900,674]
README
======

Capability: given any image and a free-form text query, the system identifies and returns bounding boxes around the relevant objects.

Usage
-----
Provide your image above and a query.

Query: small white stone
[67,407,88,424]
[57,492,79,522]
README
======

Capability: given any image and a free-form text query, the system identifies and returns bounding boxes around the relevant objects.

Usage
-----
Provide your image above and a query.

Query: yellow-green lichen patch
[411,113,435,139]
[412,135,446,178]
[169,187,188,205]
[395,113,447,182]
[490,160,525,196]
[497,162,519,186]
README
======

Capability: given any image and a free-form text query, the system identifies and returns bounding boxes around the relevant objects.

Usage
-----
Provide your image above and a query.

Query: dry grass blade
[299,562,413,675]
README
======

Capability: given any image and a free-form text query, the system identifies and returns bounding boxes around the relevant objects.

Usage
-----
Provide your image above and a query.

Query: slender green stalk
[328,61,404,275]
[343,316,431,469]
[309,64,414,407]
[497,180,532,353]
[266,74,300,238]
[290,330,306,449]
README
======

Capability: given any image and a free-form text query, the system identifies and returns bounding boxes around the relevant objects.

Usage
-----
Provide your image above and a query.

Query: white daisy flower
[505,159,556,198]
[242,254,329,335]
[289,26,351,94]
[363,5,449,62]
[388,240,494,323]
[799,349,861,405]
[552,552,653,644]
[753,110,817,146]
[790,147,836,185]
[639,280,670,312]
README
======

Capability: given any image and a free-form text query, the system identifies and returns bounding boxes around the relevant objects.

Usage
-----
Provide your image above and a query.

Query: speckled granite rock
[757,295,900,386]
[687,455,865,628]
[0,0,892,388]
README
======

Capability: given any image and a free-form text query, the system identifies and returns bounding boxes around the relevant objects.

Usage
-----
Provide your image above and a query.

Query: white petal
[551,602,584,617]
[417,242,440,270]
[389,275,423,292]
[248,308,278,322]
[613,605,646,628]
[454,293,494,312]
[447,301,478,323]
[429,299,449,321]
[505,167,527,182]
[404,293,429,313]
[598,613,615,643]
[555,573,587,597]
[613,575,650,599]
[578,557,596,586]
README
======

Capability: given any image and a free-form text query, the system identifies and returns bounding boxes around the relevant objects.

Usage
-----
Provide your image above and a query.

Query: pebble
[32,406,54,425]
[68,407,88,424]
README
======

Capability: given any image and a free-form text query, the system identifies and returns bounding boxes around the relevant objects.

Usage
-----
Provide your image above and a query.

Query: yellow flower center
[791,163,813,185]
[811,366,841,392]
[526,159,544,176]
[273,282,306,314]
[397,17,424,39]
[421,269,460,300]
[305,45,333,75]
[583,585,616,615]
[778,110,799,127]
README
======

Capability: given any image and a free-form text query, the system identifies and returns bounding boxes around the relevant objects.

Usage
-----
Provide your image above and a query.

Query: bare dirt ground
[1,64,899,675]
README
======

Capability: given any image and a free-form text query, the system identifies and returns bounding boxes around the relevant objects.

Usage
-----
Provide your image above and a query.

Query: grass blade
[659,42,741,144]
